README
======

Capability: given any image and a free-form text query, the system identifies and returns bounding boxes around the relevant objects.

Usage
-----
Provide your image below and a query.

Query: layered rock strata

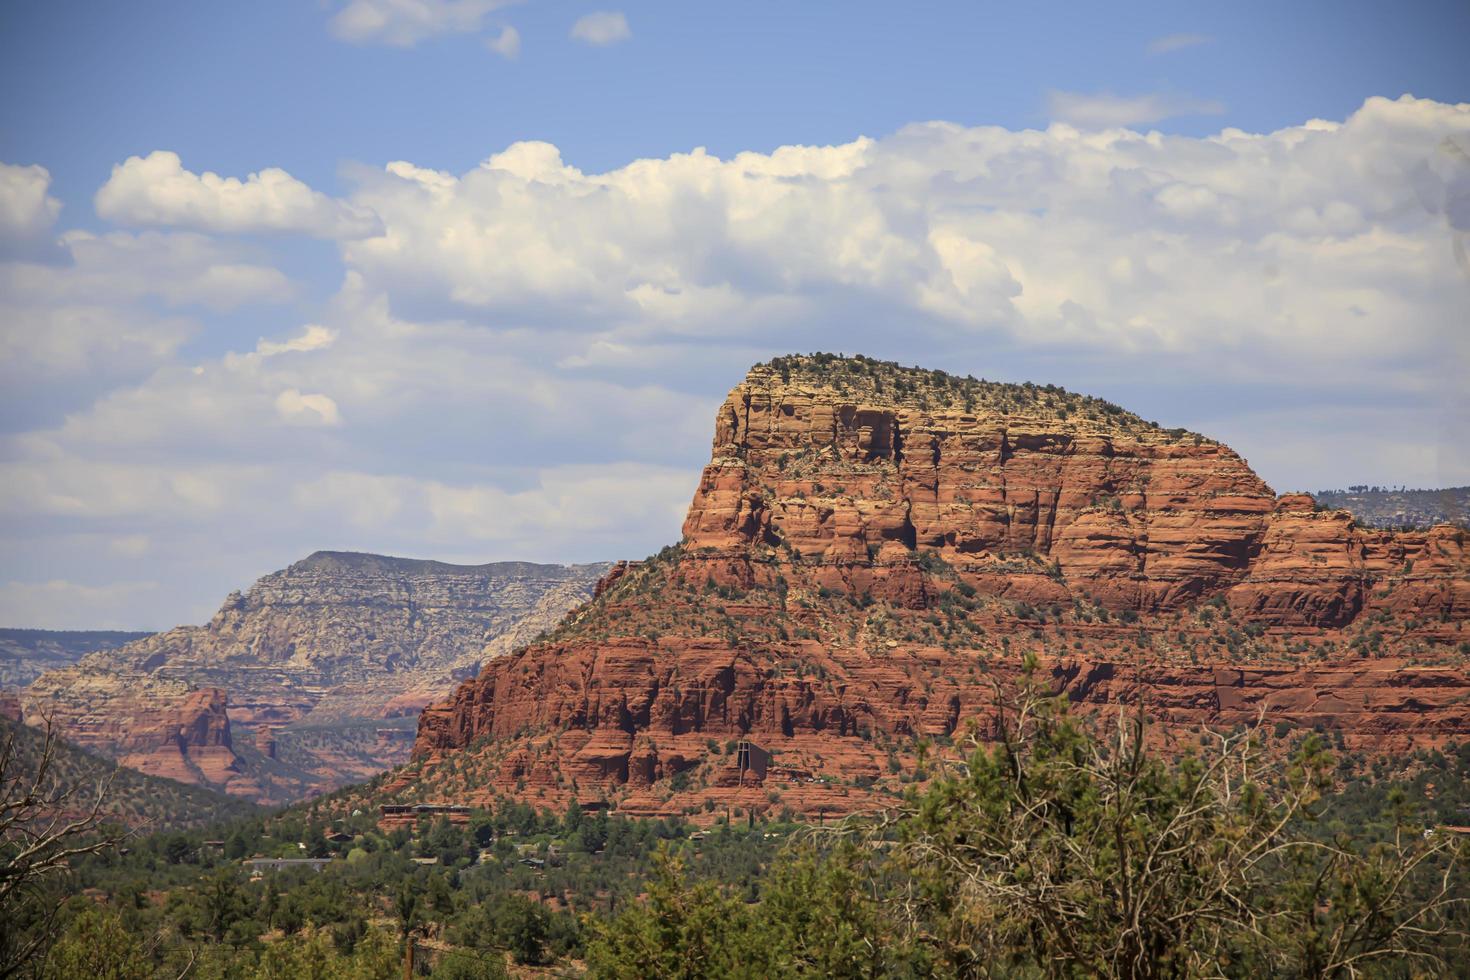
[401,356,1470,819]
[24,553,608,804]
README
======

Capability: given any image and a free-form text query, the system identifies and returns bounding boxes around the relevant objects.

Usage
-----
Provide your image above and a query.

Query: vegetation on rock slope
[0,717,260,831]
[395,531,1467,821]
[589,687,1470,978]
[759,352,1205,438]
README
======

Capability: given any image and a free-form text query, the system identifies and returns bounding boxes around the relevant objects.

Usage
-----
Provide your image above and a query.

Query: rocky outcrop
[22,670,248,792]
[115,688,240,788]
[24,553,608,805]
[677,368,1465,624]
[1225,498,1470,629]
[400,356,1470,819]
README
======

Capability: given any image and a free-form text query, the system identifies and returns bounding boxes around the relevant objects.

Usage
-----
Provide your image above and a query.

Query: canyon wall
[24,553,608,804]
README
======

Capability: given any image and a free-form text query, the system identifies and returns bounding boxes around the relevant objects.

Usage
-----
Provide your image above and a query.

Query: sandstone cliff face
[402,356,1470,819]
[24,553,608,805]
[114,687,240,788]
[1224,504,1468,629]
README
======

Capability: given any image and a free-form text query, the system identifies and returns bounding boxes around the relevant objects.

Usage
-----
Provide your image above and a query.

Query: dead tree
[0,717,126,977]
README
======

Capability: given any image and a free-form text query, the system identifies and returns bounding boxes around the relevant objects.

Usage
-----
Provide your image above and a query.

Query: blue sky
[1,1,1467,628]
[6,1,1468,209]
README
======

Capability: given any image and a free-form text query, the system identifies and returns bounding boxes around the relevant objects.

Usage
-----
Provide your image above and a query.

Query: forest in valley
[5,679,1468,979]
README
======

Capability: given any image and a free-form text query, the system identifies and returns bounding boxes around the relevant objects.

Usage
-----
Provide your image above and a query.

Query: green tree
[576,808,610,854]
[248,926,398,980]
[886,680,1467,978]
[757,841,895,977]
[163,833,193,865]
[39,907,149,980]
[588,849,764,978]
[423,818,470,866]
[590,676,1467,979]
[497,894,553,966]
[225,827,251,860]
[431,948,508,979]
[393,881,420,945]
[262,877,280,931]
[427,872,454,917]
[202,869,244,942]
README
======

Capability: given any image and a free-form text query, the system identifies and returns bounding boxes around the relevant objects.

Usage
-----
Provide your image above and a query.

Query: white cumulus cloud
[0,230,290,395]
[570,11,630,46]
[275,389,343,426]
[0,162,62,244]
[329,0,521,46]
[341,95,1466,375]
[95,151,382,238]
[257,324,339,357]
[5,96,1470,628]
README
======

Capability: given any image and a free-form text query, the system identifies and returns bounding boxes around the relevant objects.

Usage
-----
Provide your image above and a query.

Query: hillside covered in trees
[0,717,260,832]
[7,685,1467,978]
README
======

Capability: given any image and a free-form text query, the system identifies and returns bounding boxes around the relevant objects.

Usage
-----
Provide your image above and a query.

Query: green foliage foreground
[590,682,1468,979]
[10,676,1469,978]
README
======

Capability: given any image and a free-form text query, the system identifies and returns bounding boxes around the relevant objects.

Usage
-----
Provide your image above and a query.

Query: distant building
[736,740,769,783]
[713,739,775,788]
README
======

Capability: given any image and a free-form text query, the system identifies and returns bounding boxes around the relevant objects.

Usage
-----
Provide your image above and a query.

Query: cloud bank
[96,152,383,238]
[2,96,1467,626]
[0,163,62,244]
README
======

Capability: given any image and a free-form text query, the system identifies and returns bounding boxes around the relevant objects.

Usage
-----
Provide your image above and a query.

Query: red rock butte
[405,354,1470,819]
